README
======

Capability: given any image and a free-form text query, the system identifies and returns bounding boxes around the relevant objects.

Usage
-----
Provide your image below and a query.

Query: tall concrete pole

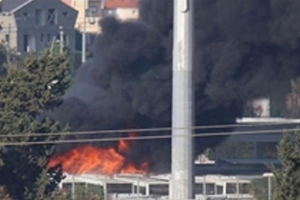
[171,0,194,199]
[72,175,76,200]
[82,0,87,63]
[268,176,272,200]
[59,26,64,54]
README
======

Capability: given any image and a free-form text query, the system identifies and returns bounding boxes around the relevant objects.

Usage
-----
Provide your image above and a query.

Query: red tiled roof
[104,0,139,8]
[61,0,72,6]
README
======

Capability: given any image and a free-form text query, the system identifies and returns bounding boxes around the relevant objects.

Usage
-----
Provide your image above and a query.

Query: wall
[115,8,139,21]
[13,0,77,53]
[215,123,297,164]
[72,0,101,33]
[0,13,18,50]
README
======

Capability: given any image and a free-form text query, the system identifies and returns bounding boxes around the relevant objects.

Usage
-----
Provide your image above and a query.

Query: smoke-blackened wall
[53,0,300,172]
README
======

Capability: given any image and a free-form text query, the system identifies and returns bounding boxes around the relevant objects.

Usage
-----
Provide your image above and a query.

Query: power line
[1,120,300,138]
[0,127,299,146]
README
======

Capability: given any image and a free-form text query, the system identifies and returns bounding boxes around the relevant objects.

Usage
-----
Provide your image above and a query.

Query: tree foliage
[0,44,22,76]
[250,178,271,200]
[271,131,300,200]
[0,50,71,200]
[51,184,103,200]
[0,45,8,75]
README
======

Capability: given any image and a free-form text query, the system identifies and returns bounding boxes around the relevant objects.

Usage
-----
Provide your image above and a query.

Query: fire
[118,139,130,152]
[48,134,149,176]
[121,162,149,174]
[118,132,135,152]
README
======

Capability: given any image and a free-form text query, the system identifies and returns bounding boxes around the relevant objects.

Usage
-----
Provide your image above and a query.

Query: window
[195,184,203,194]
[47,9,56,25]
[88,6,98,17]
[23,34,36,52]
[62,11,68,16]
[225,142,255,159]
[217,186,223,195]
[47,34,51,42]
[63,34,68,45]
[226,183,237,194]
[40,33,44,42]
[206,184,215,195]
[35,9,44,25]
[194,183,215,195]
[257,142,278,159]
[89,6,97,13]
[239,183,250,194]
[133,186,146,195]
[23,12,28,17]
[23,34,28,52]
[5,34,9,43]
[149,185,168,196]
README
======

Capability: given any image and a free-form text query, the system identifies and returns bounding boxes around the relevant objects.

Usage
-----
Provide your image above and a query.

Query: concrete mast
[171,0,194,199]
[82,0,87,63]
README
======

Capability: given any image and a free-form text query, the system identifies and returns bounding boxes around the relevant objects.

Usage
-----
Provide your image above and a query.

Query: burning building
[59,173,256,199]
[51,0,300,175]
[48,133,149,175]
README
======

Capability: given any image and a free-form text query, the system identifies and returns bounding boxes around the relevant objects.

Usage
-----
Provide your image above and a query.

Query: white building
[60,173,257,200]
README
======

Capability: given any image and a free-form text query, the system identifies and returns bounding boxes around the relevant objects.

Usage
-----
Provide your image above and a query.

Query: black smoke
[53,0,300,172]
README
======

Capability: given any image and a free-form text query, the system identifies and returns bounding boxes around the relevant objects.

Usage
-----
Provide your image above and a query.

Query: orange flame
[48,134,149,176]
[118,139,130,153]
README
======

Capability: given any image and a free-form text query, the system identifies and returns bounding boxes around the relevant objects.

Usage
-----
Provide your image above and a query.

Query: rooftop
[104,0,139,9]
[61,0,72,6]
[236,117,300,124]
[1,0,30,12]
[62,173,259,185]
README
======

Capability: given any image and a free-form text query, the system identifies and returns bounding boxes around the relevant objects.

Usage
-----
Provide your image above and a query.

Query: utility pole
[103,175,108,200]
[263,173,273,200]
[72,175,76,200]
[82,0,87,63]
[59,26,64,54]
[8,24,11,48]
[171,0,194,200]
[6,24,11,65]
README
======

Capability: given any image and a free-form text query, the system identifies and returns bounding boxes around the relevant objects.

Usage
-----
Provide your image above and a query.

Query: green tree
[49,184,103,200]
[73,184,103,200]
[0,44,22,76]
[250,178,270,200]
[270,131,300,200]
[0,50,71,200]
[0,44,8,75]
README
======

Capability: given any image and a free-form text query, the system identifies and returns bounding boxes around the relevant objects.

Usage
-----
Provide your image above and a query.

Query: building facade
[102,0,139,21]
[60,0,139,61]
[215,118,300,166]
[62,0,101,34]
[64,0,139,35]
[60,173,256,200]
[0,0,77,54]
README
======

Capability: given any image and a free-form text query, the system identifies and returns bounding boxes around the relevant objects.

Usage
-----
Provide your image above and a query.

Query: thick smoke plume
[54,0,300,172]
